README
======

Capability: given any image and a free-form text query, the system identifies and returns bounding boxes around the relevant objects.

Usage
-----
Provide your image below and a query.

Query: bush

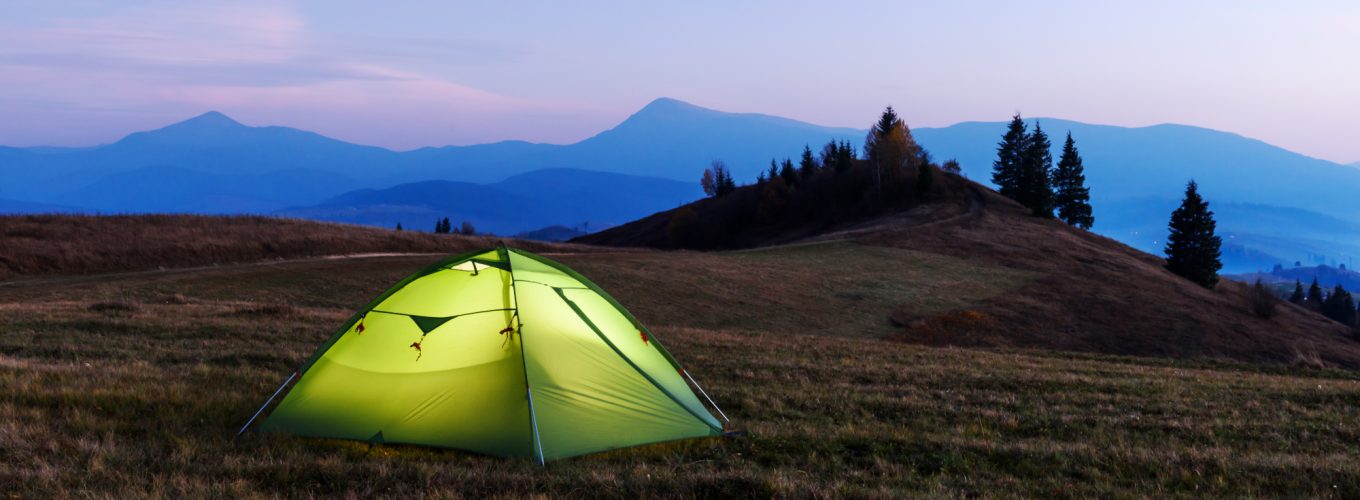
[1249,279,1278,319]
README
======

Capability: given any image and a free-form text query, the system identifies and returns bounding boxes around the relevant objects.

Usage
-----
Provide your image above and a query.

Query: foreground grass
[3,252,1360,497]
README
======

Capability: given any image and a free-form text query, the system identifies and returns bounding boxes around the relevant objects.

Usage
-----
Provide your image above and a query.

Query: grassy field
[5,245,1360,497]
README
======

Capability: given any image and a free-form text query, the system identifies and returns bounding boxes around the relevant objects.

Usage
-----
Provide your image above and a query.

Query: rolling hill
[579,168,1360,368]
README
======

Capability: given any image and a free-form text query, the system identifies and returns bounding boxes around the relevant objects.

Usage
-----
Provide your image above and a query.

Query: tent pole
[683,369,729,423]
[527,386,545,466]
[502,245,546,466]
[237,371,297,436]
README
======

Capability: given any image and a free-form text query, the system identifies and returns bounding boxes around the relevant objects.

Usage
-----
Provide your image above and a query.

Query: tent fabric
[258,247,722,461]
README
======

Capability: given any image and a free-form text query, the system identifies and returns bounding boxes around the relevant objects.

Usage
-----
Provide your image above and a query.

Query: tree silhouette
[1017,122,1054,216]
[1052,132,1094,228]
[992,113,1027,199]
[1164,180,1222,288]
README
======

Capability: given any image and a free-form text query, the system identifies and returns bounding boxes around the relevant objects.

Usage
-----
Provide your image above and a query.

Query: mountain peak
[178,111,244,128]
[640,97,702,112]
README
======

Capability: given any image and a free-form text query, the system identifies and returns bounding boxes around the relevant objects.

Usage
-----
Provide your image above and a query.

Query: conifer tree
[708,160,736,196]
[992,113,1027,199]
[1164,180,1222,288]
[835,141,854,173]
[1323,285,1354,325]
[799,145,818,179]
[1290,279,1306,304]
[1052,132,1094,228]
[779,158,798,187]
[1307,277,1324,308]
[768,159,780,184]
[1017,122,1054,216]
[395,222,403,231]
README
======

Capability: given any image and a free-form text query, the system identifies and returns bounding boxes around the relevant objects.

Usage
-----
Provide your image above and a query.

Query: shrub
[1249,279,1278,319]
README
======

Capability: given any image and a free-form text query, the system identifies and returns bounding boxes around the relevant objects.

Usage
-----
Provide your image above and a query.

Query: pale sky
[1,0,1357,163]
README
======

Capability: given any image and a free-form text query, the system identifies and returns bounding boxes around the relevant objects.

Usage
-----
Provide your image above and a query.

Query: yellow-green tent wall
[255,247,723,462]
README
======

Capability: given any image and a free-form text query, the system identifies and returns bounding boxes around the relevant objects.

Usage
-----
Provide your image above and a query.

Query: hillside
[0,214,573,281]
[580,171,1360,368]
[5,243,1360,496]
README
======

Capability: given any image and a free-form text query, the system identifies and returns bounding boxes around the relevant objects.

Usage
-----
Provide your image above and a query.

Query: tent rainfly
[239,246,728,463]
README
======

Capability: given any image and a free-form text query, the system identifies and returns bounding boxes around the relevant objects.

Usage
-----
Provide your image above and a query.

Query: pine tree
[1052,132,1094,228]
[1323,285,1354,325]
[709,160,736,196]
[799,145,818,179]
[395,222,403,231]
[1307,277,1324,308]
[779,158,798,187]
[992,113,1027,199]
[767,159,780,184]
[1017,122,1054,217]
[1164,180,1222,288]
[1289,279,1305,304]
[835,141,854,173]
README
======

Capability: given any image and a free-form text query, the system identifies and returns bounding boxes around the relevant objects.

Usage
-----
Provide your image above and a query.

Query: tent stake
[237,371,297,436]
[683,370,729,423]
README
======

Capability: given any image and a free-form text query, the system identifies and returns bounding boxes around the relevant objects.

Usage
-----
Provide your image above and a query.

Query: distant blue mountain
[913,120,1358,221]
[2,97,1358,271]
[277,168,700,235]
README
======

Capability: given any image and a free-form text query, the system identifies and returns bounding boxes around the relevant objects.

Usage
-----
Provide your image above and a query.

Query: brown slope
[0,214,584,281]
[578,174,1360,368]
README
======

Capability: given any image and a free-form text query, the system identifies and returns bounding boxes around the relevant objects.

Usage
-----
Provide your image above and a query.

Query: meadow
[4,246,1360,497]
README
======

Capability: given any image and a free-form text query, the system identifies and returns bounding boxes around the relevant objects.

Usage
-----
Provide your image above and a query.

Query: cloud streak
[0,1,564,148]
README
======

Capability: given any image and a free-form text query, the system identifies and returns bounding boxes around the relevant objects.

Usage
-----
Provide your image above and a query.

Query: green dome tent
[239,246,727,463]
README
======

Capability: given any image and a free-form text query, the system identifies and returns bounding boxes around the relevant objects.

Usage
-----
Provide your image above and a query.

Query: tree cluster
[676,106,954,249]
[434,217,475,235]
[1285,277,1360,331]
[990,114,1093,228]
[701,161,737,197]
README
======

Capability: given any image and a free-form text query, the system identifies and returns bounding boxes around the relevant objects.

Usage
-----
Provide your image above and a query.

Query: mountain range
[2,97,1358,272]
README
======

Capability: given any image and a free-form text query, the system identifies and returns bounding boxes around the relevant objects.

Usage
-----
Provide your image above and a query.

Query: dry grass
[4,250,1360,496]
[0,214,581,280]
[585,171,1360,369]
